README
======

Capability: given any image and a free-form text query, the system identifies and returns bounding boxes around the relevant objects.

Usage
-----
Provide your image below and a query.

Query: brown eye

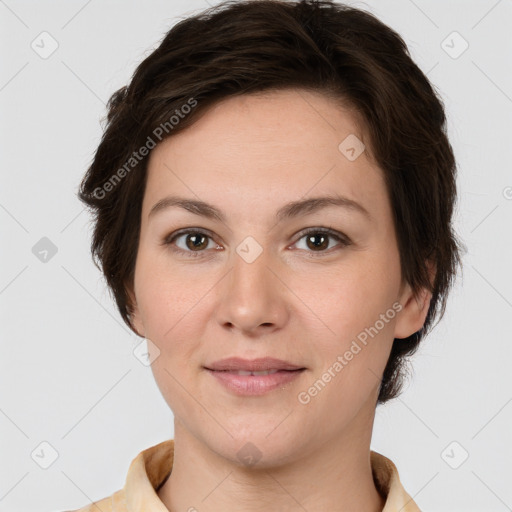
[293,228,351,256]
[163,229,222,258]
[305,232,330,251]
[184,233,209,251]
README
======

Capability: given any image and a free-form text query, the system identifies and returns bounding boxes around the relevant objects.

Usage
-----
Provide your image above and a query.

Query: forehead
[142,89,388,225]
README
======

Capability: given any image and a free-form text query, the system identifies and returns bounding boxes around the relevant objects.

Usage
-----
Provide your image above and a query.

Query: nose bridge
[230,241,274,304]
[215,238,287,332]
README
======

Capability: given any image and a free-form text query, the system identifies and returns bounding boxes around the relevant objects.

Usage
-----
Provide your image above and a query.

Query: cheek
[134,260,216,399]
[289,256,398,338]
[294,281,396,427]
[136,266,205,410]
[288,256,399,392]
[135,250,207,337]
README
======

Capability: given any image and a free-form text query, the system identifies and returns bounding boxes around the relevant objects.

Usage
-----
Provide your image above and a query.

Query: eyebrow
[148,194,372,223]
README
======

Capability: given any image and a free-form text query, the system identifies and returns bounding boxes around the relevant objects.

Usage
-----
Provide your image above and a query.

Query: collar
[122,439,421,511]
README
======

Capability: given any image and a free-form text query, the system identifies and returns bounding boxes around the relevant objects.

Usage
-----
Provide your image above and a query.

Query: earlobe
[394,261,435,339]
[126,287,145,338]
[394,284,432,339]
[130,309,145,339]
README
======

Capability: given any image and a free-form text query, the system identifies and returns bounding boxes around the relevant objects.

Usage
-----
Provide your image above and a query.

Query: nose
[214,246,290,336]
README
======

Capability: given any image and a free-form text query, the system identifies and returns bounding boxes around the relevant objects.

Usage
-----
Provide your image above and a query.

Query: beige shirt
[69,439,421,511]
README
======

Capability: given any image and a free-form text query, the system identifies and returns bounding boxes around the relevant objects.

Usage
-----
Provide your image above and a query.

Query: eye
[162,229,222,258]
[292,227,351,256]
[162,226,351,259]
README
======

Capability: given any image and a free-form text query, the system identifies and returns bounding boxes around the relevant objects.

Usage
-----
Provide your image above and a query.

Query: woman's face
[129,89,429,465]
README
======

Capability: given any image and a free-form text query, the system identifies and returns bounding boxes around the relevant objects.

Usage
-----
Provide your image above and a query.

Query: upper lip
[205,357,305,372]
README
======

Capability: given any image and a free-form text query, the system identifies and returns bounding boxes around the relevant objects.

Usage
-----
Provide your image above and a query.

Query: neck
[157,400,385,512]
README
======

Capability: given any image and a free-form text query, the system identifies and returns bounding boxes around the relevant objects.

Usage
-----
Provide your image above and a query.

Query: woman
[72,1,464,510]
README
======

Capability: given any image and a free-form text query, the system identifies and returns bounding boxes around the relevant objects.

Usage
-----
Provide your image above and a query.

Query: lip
[204,357,305,372]
[205,368,306,396]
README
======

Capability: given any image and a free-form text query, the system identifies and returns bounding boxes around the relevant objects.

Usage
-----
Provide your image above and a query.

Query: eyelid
[162,226,351,257]
[163,227,218,243]
[290,227,352,255]
[161,227,223,257]
[293,226,350,242]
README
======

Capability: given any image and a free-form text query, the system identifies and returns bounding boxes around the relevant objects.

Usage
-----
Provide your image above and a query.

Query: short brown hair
[78,0,466,404]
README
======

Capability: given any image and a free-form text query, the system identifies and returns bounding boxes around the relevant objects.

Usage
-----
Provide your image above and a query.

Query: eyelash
[161,227,351,259]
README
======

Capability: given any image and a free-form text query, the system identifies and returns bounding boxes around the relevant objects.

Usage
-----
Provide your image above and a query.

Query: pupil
[184,233,329,252]
[307,234,328,250]
[187,234,207,250]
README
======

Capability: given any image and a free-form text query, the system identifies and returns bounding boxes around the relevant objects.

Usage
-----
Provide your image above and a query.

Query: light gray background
[1,1,511,511]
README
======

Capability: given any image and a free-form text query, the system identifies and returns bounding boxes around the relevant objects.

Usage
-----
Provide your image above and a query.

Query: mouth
[206,369,305,376]
[204,356,306,373]
[203,366,306,396]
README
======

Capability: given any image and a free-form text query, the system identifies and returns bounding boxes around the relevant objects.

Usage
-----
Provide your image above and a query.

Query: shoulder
[65,489,126,512]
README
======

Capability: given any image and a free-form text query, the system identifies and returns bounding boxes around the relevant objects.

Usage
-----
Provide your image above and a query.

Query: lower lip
[205,369,305,396]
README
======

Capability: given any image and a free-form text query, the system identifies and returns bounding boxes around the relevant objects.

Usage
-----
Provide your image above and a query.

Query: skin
[127,89,432,512]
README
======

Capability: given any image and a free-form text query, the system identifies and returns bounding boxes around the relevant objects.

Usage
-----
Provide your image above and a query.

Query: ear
[126,285,145,338]
[394,261,436,340]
